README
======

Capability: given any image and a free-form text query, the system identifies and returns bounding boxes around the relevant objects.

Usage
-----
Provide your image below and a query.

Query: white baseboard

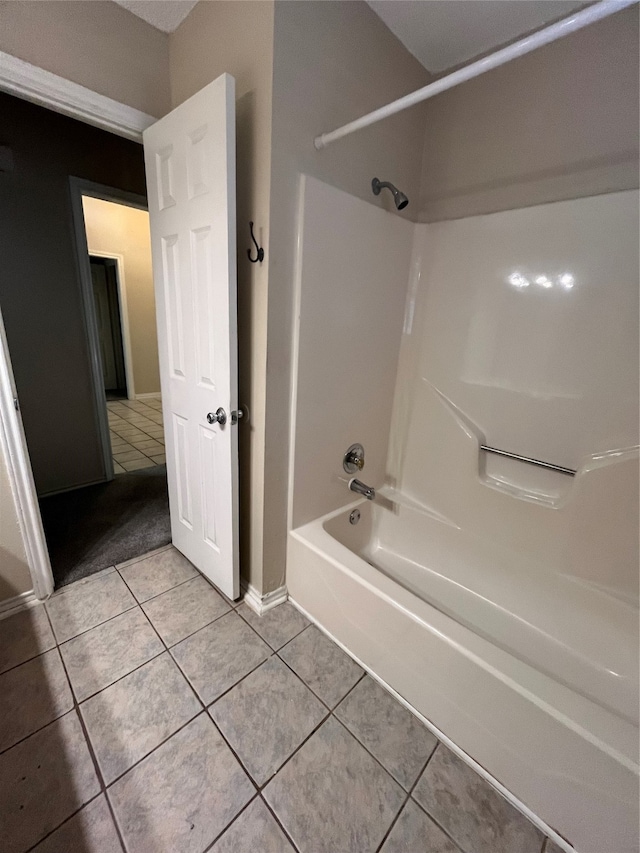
[241,581,288,616]
[0,589,39,621]
[288,596,575,853]
[135,392,161,400]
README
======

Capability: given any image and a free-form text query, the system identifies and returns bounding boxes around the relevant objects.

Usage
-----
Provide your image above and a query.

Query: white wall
[82,197,160,397]
[389,190,639,602]
[290,176,413,528]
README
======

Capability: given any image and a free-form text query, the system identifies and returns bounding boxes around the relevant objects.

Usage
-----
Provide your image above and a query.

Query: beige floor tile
[109,714,254,853]
[210,657,326,786]
[171,611,271,705]
[278,625,363,708]
[119,547,198,602]
[0,606,55,675]
[121,458,156,471]
[150,454,166,464]
[263,716,404,853]
[81,653,200,784]
[113,461,126,474]
[211,797,294,852]
[31,794,123,853]
[380,799,460,853]
[60,607,163,702]
[0,649,74,752]
[113,449,145,463]
[237,602,310,651]
[131,439,164,453]
[335,675,437,790]
[413,744,544,853]
[0,711,100,853]
[46,572,136,643]
[142,576,230,646]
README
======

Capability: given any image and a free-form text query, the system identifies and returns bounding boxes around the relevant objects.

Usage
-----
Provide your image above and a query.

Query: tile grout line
[234,604,312,653]
[257,793,302,853]
[113,571,271,845]
[200,792,263,853]
[35,605,129,853]
[17,572,475,853]
[50,602,138,646]
[119,581,279,850]
[374,740,442,853]
[0,648,75,757]
[117,582,311,850]
[399,744,483,853]
[115,570,199,606]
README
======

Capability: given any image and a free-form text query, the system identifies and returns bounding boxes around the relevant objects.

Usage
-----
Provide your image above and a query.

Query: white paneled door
[143,74,239,600]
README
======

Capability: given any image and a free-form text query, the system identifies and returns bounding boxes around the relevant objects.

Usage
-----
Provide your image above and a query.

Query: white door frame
[0,50,157,599]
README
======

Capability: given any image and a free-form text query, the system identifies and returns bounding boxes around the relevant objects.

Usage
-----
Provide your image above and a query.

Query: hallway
[107,397,165,474]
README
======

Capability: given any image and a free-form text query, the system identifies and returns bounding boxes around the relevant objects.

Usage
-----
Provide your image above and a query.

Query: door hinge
[13,397,19,411]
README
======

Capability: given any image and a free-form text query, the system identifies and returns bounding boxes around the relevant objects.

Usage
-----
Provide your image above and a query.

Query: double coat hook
[248,221,264,263]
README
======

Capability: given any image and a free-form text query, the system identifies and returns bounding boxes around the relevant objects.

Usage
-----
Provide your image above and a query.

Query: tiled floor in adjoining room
[0,545,562,853]
[107,397,165,474]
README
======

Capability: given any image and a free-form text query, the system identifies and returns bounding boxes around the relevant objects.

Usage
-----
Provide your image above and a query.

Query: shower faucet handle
[343,444,365,474]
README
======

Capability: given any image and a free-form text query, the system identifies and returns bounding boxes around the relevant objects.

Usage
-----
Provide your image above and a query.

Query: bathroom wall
[82,197,160,397]
[418,5,639,222]
[170,0,274,594]
[290,176,413,528]
[389,189,639,602]
[0,0,170,117]
[266,0,430,589]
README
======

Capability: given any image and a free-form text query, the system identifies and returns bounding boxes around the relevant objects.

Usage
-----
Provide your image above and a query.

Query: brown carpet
[39,465,170,588]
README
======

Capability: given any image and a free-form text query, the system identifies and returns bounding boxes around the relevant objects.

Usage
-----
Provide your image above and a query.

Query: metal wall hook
[247,221,264,263]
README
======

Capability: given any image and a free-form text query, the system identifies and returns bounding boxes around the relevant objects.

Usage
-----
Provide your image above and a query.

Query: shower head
[371,177,409,210]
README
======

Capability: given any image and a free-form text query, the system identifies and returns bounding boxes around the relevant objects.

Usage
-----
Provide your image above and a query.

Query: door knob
[207,408,227,426]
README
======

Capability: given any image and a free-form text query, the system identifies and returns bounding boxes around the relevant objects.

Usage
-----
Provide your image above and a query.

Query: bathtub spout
[349,478,376,500]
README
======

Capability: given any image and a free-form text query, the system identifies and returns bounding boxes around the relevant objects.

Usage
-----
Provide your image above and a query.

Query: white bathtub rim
[288,593,576,853]
[290,519,638,770]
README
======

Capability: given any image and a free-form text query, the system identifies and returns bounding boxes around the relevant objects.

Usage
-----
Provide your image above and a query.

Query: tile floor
[107,397,165,474]
[0,546,563,853]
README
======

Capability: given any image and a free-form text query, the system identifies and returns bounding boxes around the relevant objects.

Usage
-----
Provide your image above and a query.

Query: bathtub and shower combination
[287,176,639,853]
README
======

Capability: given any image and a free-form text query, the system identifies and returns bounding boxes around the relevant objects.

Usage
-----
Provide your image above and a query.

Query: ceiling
[366,1,585,73]
[113,0,198,33]
[113,0,586,66]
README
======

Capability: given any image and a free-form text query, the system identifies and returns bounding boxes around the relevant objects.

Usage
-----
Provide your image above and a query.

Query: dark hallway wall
[0,93,147,495]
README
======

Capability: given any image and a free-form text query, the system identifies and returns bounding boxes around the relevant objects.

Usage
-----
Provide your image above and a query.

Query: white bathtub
[287,496,640,853]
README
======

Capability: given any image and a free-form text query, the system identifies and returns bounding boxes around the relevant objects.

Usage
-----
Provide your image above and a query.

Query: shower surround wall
[289,176,413,528]
[390,189,640,606]
[287,177,639,853]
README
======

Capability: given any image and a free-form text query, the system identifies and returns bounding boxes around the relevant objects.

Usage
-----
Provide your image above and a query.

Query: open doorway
[0,92,170,589]
[90,256,128,401]
[38,189,170,586]
[78,192,166,476]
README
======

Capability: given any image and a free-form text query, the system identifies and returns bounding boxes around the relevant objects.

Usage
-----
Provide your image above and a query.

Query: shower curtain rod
[314,0,636,150]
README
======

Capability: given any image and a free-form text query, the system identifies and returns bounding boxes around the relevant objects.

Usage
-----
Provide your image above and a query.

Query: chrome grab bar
[480,445,576,476]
